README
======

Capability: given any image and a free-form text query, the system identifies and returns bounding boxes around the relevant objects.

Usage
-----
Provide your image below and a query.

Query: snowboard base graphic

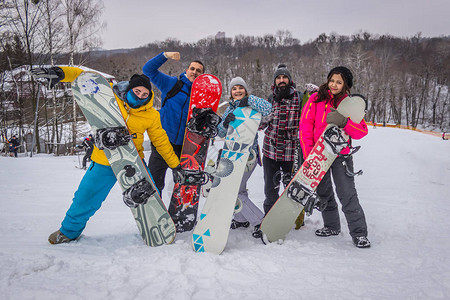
[260,95,366,243]
[72,71,176,246]
[169,74,222,232]
[192,106,261,254]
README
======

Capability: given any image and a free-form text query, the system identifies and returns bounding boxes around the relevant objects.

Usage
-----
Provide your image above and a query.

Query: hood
[113,81,154,112]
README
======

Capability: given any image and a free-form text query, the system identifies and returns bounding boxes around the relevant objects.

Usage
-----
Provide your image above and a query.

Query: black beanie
[327,66,353,88]
[273,64,292,84]
[127,74,152,92]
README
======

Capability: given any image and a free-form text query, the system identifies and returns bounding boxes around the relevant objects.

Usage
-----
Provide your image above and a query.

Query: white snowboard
[192,106,261,254]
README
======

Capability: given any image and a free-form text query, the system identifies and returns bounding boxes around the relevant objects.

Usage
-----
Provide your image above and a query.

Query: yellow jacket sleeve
[146,112,180,168]
[59,66,84,82]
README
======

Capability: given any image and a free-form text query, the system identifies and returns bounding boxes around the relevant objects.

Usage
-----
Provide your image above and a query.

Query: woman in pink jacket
[299,66,370,248]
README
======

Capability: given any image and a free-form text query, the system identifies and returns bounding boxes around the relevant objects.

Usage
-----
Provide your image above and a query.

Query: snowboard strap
[162,79,189,108]
[342,160,363,177]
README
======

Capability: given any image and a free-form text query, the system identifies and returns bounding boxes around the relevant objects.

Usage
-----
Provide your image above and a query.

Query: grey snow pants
[233,162,264,226]
[317,155,368,238]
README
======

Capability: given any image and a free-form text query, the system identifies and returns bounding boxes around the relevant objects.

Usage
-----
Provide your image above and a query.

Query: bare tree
[3,0,44,153]
[37,0,65,154]
[60,0,104,149]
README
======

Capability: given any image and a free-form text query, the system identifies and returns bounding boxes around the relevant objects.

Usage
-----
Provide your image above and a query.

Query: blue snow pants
[60,162,117,239]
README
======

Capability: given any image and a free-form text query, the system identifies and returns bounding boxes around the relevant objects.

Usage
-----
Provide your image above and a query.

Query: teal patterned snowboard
[72,71,176,246]
[192,106,261,254]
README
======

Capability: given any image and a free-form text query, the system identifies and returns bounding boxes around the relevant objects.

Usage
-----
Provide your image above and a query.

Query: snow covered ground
[1,127,449,299]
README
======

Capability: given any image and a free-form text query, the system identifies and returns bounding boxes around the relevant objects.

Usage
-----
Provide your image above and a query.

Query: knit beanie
[229,76,249,95]
[327,66,353,88]
[127,74,152,92]
[273,64,292,84]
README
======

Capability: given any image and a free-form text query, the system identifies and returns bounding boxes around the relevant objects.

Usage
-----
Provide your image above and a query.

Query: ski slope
[1,127,449,299]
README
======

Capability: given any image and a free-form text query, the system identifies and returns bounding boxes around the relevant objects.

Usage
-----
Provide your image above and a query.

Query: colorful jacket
[142,52,192,145]
[260,86,302,161]
[299,91,368,159]
[60,66,180,168]
[217,95,272,152]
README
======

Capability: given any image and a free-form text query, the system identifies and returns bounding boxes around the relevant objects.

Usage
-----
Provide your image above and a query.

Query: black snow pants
[147,143,182,196]
[262,156,294,214]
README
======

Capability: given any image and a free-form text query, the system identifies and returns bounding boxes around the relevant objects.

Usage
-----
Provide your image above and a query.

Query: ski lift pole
[30,84,42,158]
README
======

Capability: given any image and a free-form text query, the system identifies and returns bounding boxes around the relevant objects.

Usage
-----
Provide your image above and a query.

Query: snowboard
[168,74,222,232]
[192,106,262,254]
[72,71,176,246]
[260,95,366,243]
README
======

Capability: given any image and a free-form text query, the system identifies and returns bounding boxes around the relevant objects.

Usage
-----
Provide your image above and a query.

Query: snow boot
[230,220,250,229]
[315,227,340,237]
[352,236,371,248]
[252,224,262,238]
[48,230,74,244]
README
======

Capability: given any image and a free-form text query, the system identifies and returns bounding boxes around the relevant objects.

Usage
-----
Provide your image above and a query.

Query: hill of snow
[1,127,449,299]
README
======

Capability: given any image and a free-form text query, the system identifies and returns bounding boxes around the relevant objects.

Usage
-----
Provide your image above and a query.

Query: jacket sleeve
[299,93,317,159]
[146,110,180,168]
[342,118,368,140]
[59,66,84,82]
[248,95,272,117]
[142,52,178,94]
[258,94,274,130]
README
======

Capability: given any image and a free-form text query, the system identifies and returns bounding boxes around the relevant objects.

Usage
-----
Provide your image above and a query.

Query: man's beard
[275,84,291,101]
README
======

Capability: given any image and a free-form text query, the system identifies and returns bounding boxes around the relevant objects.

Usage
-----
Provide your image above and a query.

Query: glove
[30,67,65,89]
[326,108,348,128]
[223,112,235,129]
[238,97,249,107]
[172,165,184,183]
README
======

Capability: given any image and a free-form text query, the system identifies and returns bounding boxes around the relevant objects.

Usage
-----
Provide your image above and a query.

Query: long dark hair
[315,71,352,107]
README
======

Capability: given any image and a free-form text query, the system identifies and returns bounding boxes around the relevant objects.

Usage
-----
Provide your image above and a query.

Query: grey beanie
[273,64,292,84]
[229,76,249,95]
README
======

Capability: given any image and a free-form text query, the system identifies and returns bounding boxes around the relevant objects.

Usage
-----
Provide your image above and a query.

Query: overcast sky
[100,0,450,50]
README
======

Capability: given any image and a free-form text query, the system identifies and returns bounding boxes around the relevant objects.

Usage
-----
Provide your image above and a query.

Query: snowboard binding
[342,160,363,177]
[95,126,136,150]
[174,169,211,186]
[122,178,156,208]
[286,181,327,215]
[323,126,348,155]
[273,170,293,190]
[187,107,222,138]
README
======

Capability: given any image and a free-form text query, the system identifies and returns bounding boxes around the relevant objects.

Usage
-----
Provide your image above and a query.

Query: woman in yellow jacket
[31,66,180,244]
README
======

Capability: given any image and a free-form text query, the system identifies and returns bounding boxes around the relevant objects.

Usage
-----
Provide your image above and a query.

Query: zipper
[174,93,190,143]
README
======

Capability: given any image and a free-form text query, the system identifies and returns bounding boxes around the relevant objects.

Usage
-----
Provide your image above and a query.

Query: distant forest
[73,32,450,129]
[1,0,449,154]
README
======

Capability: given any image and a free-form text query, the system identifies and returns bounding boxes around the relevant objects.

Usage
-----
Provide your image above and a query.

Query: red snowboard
[168,74,222,232]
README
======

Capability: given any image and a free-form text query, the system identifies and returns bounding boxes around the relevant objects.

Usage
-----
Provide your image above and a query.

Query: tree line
[1,1,449,155]
[0,0,104,154]
[74,30,450,132]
